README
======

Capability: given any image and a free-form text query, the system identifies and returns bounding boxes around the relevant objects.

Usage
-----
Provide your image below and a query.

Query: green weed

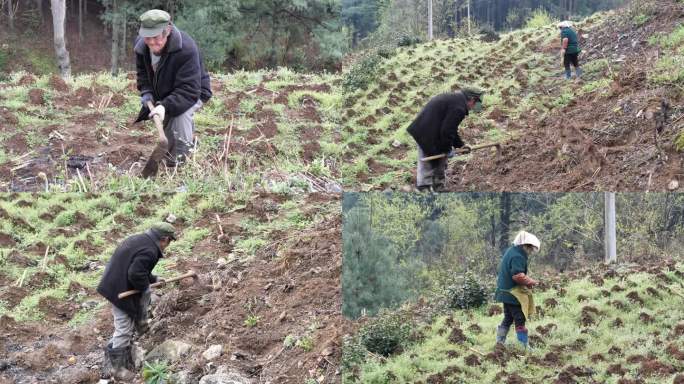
[142,361,169,384]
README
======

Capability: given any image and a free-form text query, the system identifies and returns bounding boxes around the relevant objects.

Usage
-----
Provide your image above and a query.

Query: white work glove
[149,104,165,122]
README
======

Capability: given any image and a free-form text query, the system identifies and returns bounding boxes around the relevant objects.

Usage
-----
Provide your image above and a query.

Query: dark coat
[134,25,212,123]
[97,230,163,318]
[407,92,468,157]
[495,245,529,305]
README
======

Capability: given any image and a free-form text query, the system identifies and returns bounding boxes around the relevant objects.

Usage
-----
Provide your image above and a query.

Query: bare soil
[0,194,348,384]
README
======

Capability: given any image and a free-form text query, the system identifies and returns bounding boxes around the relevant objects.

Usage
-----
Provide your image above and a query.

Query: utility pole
[428,0,433,40]
[467,0,471,35]
[604,192,617,264]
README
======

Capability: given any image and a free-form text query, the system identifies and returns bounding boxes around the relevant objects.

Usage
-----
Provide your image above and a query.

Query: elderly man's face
[144,26,170,55]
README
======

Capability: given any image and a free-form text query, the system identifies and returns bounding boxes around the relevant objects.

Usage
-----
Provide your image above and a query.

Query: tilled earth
[0,193,349,384]
[448,0,684,192]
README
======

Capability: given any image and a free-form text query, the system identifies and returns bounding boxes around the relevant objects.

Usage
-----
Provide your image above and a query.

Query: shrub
[358,309,412,356]
[341,334,367,371]
[444,271,488,310]
[397,34,422,47]
[342,54,381,93]
[525,8,555,29]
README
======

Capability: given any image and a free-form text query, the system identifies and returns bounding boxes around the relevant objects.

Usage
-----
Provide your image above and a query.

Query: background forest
[0,0,627,74]
[342,193,684,318]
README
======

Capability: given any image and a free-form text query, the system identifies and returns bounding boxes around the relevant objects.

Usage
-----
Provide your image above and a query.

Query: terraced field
[0,192,347,383]
[1,0,682,192]
[343,261,684,384]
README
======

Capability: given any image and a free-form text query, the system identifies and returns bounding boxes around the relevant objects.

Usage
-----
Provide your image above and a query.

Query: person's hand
[149,104,165,122]
[156,278,166,286]
[460,145,472,154]
[447,148,456,158]
[528,278,539,288]
[141,92,153,107]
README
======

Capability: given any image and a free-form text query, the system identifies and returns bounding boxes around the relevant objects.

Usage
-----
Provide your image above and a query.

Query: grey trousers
[110,289,150,348]
[416,145,447,188]
[164,100,203,165]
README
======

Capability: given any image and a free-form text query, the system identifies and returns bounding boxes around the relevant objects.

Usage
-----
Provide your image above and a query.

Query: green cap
[151,222,177,240]
[462,87,484,102]
[139,9,170,38]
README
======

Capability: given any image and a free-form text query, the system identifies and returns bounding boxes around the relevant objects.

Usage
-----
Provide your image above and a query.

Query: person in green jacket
[495,231,541,348]
[558,21,582,80]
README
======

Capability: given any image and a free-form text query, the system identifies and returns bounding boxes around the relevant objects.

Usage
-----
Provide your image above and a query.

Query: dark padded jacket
[97,230,163,318]
[407,92,468,157]
[134,25,211,123]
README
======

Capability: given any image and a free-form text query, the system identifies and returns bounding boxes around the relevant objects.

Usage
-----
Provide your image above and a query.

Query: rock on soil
[202,344,223,361]
[199,366,253,384]
[145,339,191,364]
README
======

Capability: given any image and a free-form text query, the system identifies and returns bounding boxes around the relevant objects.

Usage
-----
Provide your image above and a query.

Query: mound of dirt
[28,89,45,105]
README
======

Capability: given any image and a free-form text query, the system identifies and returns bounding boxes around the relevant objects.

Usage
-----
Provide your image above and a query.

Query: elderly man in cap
[134,9,212,167]
[97,222,177,380]
[407,88,483,192]
[558,21,582,80]
[495,231,541,349]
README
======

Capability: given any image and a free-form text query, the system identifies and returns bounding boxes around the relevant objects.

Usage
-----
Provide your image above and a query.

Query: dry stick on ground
[215,213,225,240]
[40,246,50,271]
[218,116,234,164]
[85,162,95,192]
[76,168,88,192]
[468,346,486,356]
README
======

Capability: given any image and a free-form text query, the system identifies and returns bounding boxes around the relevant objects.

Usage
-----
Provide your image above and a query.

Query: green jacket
[561,27,581,55]
[495,245,529,305]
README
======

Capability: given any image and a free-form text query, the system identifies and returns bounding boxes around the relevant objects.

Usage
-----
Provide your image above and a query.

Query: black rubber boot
[106,344,135,381]
[101,343,113,379]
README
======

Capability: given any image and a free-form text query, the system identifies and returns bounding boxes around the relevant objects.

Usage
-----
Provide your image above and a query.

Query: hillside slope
[0,70,342,193]
[0,192,348,383]
[340,0,684,192]
[2,0,682,193]
[343,260,684,383]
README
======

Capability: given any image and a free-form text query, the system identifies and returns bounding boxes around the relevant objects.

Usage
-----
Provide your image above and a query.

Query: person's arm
[561,37,569,50]
[160,50,202,117]
[127,251,158,291]
[510,255,537,287]
[439,108,466,152]
[512,273,538,287]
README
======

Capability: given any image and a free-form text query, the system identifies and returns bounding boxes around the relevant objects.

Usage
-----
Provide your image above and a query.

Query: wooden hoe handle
[117,270,197,299]
[420,142,501,162]
[146,101,168,144]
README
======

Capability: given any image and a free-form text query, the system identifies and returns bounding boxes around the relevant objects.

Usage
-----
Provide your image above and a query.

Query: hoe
[140,101,168,178]
[117,270,198,299]
[421,142,502,162]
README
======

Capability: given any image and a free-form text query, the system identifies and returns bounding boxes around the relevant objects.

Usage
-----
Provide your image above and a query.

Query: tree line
[342,0,626,47]
[342,192,684,318]
[0,0,344,74]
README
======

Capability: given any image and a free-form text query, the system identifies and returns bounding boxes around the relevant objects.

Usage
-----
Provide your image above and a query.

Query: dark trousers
[563,52,580,71]
[501,303,526,330]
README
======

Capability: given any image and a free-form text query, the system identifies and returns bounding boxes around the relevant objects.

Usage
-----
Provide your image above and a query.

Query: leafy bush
[478,24,500,42]
[341,334,367,371]
[376,47,395,59]
[342,54,381,93]
[397,34,422,47]
[525,8,555,29]
[632,13,649,26]
[444,271,487,310]
[358,309,412,356]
